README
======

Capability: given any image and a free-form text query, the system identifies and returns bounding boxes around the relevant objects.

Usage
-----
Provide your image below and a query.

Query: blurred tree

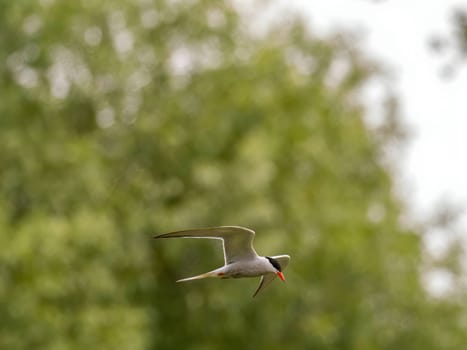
[1,0,466,350]
[430,7,467,77]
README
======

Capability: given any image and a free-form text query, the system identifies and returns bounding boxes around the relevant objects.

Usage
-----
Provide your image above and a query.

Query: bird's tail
[176,269,221,283]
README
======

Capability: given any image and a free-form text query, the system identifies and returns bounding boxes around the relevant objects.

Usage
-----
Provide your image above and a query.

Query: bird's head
[265,256,285,281]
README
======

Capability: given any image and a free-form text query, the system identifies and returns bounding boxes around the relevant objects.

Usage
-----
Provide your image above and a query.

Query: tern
[153,226,290,297]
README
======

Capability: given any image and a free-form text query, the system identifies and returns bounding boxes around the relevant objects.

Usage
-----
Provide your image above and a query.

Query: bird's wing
[252,273,277,297]
[270,255,290,271]
[154,226,257,264]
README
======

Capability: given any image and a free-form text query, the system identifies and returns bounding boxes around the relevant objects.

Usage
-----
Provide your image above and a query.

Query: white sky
[275,0,467,226]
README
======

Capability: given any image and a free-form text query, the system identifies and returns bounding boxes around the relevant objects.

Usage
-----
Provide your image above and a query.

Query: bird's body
[177,256,281,280]
[153,226,290,297]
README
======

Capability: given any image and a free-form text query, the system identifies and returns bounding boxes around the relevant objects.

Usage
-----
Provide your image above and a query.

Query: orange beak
[277,271,285,282]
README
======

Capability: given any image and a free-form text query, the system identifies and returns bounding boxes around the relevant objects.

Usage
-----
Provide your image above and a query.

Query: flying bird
[153,226,290,297]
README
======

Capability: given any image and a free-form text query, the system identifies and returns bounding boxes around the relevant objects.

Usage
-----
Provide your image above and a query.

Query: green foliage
[1,0,466,349]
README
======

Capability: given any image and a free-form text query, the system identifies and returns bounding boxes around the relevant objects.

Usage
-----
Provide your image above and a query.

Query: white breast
[225,257,274,278]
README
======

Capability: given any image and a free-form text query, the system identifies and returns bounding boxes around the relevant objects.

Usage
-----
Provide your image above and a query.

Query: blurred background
[1,0,467,349]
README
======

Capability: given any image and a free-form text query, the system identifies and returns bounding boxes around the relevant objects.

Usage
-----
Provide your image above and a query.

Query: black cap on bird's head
[266,256,282,271]
[266,256,285,281]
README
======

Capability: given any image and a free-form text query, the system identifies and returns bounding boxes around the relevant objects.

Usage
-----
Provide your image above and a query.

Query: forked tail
[176,269,222,283]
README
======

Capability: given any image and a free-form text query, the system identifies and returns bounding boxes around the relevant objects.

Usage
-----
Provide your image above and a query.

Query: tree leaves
[1,1,466,349]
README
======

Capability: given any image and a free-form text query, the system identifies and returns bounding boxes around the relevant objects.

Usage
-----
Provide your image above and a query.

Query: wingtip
[252,288,260,297]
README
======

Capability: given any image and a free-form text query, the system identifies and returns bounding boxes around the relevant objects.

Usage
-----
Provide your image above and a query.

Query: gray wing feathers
[253,274,277,297]
[154,226,257,264]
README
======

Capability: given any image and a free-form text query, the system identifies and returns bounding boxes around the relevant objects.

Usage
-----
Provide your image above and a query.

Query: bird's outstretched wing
[154,226,258,264]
